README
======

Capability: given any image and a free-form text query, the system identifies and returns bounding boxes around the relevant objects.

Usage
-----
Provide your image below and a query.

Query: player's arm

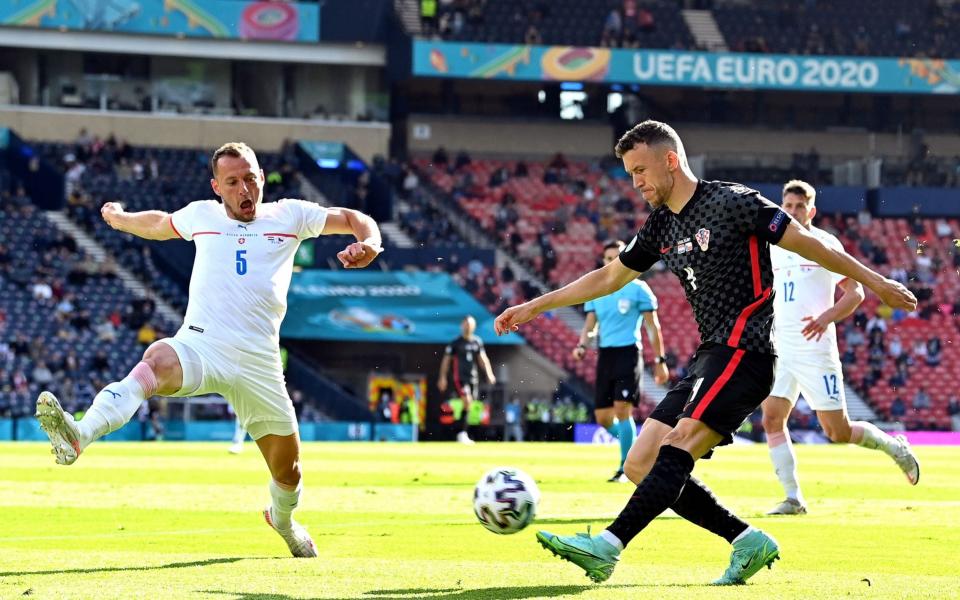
[478,350,497,385]
[437,352,451,392]
[776,221,916,311]
[800,277,865,341]
[642,311,670,385]
[101,202,179,241]
[494,258,640,335]
[572,312,598,360]
[321,207,383,269]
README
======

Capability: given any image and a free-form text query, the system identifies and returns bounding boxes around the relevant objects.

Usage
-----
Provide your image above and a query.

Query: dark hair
[210,142,256,177]
[603,240,625,253]
[614,120,681,158]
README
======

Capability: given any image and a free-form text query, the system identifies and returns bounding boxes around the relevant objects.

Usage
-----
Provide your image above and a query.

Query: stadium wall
[0,106,390,160]
[407,115,960,163]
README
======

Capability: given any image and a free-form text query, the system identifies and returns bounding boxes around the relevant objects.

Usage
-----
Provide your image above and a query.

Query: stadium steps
[299,175,415,250]
[45,210,183,325]
[393,0,423,36]
[844,382,880,422]
[682,9,728,51]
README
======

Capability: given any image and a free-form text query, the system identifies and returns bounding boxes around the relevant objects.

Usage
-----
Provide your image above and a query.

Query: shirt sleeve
[584,299,596,313]
[282,199,329,240]
[733,189,793,244]
[170,201,202,241]
[619,224,660,273]
[634,281,658,312]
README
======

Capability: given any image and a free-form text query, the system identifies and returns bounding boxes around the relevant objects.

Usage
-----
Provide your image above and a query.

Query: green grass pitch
[0,441,957,599]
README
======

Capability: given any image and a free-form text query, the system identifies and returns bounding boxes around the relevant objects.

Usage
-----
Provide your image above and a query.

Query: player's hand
[337,242,382,269]
[101,202,125,230]
[653,362,669,385]
[873,278,918,311]
[800,314,831,342]
[494,302,539,336]
[571,345,586,360]
[437,377,447,392]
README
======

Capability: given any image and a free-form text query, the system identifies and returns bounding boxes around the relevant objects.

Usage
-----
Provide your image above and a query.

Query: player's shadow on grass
[202,584,644,600]
[0,557,261,578]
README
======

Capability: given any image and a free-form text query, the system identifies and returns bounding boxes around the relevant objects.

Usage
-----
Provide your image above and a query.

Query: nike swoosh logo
[660,247,672,254]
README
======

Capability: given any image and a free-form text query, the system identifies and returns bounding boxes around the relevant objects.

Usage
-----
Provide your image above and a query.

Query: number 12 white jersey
[171,199,328,354]
[771,225,846,359]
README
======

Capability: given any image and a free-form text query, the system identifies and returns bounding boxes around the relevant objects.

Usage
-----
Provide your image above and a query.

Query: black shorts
[649,342,775,445]
[595,344,641,409]
[454,377,480,400]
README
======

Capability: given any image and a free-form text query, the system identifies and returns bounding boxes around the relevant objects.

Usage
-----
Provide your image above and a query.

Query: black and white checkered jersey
[619,180,792,354]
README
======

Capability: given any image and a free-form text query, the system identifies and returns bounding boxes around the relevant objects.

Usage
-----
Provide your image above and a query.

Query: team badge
[695,228,710,252]
[618,298,631,314]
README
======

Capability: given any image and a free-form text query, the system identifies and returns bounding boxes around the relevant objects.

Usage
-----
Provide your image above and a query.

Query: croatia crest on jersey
[695,228,710,252]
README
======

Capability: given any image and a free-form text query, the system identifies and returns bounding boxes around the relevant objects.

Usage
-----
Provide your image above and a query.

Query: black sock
[607,445,694,547]
[670,476,749,544]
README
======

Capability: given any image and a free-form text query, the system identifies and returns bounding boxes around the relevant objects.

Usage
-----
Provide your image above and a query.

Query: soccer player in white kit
[35,142,383,557]
[762,180,920,515]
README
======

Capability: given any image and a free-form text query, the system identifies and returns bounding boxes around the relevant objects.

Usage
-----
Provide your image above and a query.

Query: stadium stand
[433,0,696,50]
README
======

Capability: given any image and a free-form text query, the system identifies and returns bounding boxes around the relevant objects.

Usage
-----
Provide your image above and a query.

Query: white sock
[768,432,803,503]
[77,375,148,448]
[732,526,756,544]
[851,421,899,456]
[600,529,624,551]
[232,419,245,445]
[269,479,302,531]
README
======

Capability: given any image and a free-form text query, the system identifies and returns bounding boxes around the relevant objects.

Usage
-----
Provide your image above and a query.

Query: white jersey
[771,225,846,359]
[171,199,328,354]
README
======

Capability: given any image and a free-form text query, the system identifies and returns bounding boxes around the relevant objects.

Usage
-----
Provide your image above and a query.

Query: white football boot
[263,507,318,558]
[35,391,82,465]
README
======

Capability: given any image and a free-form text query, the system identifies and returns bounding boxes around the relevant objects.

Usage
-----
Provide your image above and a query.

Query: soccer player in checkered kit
[495,121,916,585]
[36,142,383,558]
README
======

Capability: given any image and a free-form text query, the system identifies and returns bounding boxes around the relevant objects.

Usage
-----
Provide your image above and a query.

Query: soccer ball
[473,467,540,535]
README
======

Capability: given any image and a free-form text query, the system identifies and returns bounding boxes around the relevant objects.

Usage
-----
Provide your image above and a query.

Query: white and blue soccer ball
[473,467,540,535]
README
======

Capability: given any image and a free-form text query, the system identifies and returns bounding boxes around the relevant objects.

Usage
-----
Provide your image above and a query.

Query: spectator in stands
[524,23,542,45]
[911,339,928,364]
[137,321,157,347]
[948,396,960,431]
[845,325,866,348]
[432,146,448,167]
[95,316,117,343]
[514,161,528,177]
[925,336,942,366]
[601,7,622,46]
[31,278,53,306]
[888,362,909,388]
[888,334,904,360]
[32,361,54,388]
[912,387,932,411]
[866,313,887,335]
[890,396,907,419]
[454,149,472,172]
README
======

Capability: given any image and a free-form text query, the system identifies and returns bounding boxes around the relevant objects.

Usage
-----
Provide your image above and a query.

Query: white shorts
[770,354,845,412]
[158,332,297,440]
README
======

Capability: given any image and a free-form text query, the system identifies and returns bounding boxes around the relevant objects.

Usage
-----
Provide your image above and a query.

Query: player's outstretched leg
[36,361,157,465]
[712,529,780,586]
[849,422,920,485]
[35,391,82,465]
[538,444,694,582]
[536,528,620,583]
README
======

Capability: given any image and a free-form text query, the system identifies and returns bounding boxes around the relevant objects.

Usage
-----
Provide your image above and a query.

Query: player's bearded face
[212,153,264,223]
[623,145,672,209]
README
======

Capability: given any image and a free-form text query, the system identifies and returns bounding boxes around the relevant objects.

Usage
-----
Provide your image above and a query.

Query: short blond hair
[210,142,257,177]
[782,179,816,206]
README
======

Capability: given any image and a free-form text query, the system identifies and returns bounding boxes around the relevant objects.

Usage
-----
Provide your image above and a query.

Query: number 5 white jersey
[770,225,846,359]
[171,199,328,354]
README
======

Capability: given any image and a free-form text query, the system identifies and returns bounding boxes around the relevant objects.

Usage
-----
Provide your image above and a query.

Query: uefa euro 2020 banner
[283,270,524,345]
[414,40,960,95]
[0,0,319,42]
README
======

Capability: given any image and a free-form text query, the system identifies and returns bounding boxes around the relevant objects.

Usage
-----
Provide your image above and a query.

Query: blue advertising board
[413,41,960,95]
[0,0,320,42]
[282,270,523,345]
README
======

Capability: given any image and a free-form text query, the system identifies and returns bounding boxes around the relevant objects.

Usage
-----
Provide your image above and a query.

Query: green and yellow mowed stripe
[0,442,957,600]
